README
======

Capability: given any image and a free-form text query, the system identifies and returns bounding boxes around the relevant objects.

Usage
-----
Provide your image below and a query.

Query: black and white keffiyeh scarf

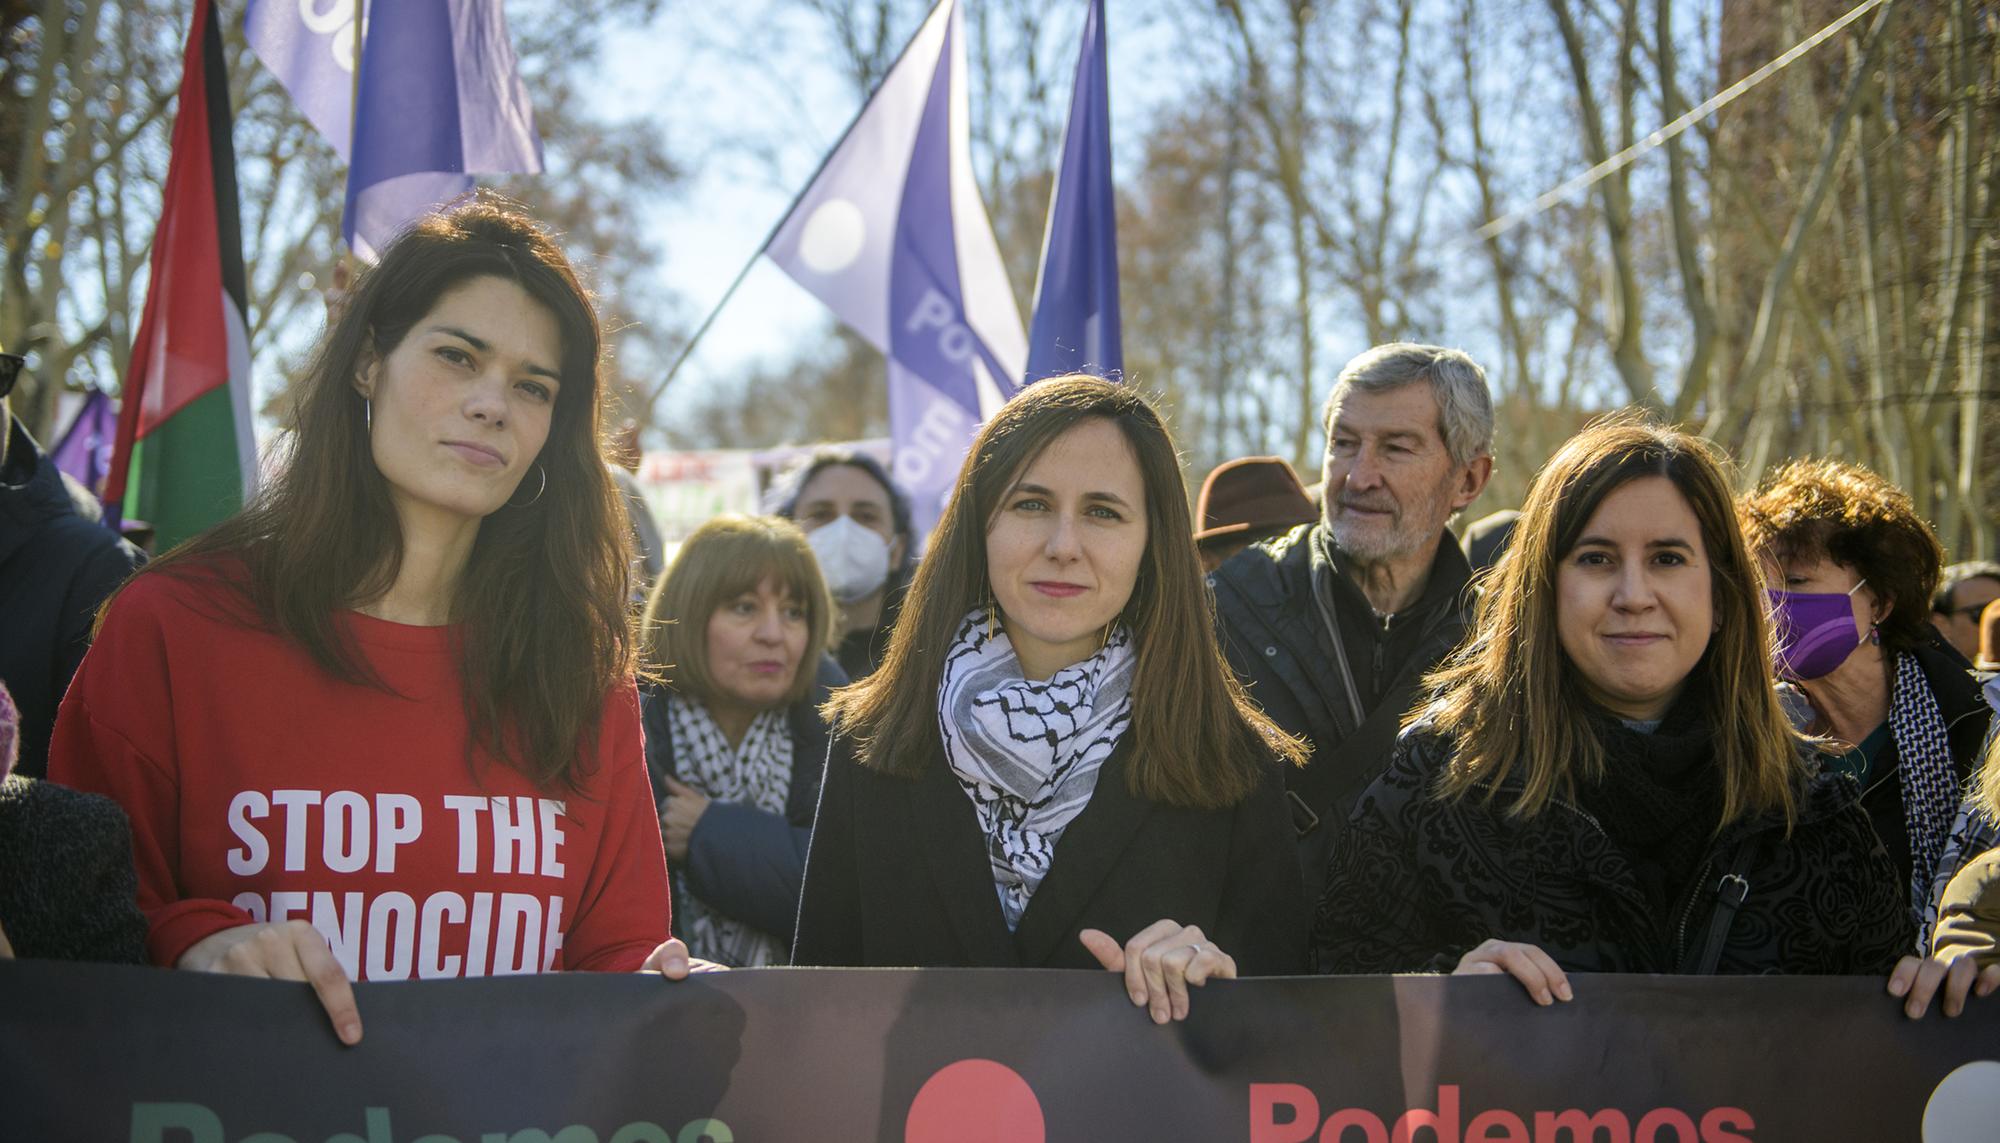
[666,694,792,967]
[938,609,1136,930]
[1925,676,2000,942]
[1890,651,1960,947]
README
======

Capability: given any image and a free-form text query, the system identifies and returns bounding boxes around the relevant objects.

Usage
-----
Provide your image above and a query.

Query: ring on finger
[1186,942,1205,957]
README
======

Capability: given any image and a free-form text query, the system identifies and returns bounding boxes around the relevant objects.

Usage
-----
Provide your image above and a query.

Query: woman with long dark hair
[1313,418,1908,994]
[794,376,1308,1023]
[50,198,687,1044]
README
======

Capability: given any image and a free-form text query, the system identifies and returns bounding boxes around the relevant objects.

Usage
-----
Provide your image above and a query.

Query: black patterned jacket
[1311,722,1908,977]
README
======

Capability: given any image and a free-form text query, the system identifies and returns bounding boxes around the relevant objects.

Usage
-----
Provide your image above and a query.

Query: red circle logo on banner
[905,1058,1046,1143]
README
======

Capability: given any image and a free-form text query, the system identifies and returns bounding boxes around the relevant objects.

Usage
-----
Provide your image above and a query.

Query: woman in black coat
[640,515,839,966]
[795,376,1309,1023]
[1314,419,1912,1001]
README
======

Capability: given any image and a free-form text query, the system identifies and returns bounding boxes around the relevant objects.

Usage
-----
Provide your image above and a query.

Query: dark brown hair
[124,194,631,790]
[1429,415,1802,826]
[642,515,833,707]
[1738,458,1946,656]
[823,375,1305,809]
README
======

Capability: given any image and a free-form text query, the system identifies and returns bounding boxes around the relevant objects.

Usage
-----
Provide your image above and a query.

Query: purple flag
[764,0,1026,542]
[247,0,543,261]
[1026,0,1122,382]
[51,389,117,501]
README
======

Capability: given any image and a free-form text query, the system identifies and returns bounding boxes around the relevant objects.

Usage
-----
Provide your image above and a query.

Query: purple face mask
[1766,581,1866,681]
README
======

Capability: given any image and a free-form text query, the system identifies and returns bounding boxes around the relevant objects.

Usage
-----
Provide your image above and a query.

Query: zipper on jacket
[1550,795,1608,838]
[1672,863,1709,965]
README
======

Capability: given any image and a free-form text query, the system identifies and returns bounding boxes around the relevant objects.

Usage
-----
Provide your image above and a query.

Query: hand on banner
[640,937,728,980]
[1887,953,2000,1018]
[1081,920,1237,1025]
[1453,939,1575,1006]
[178,921,362,1046]
[659,777,712,864]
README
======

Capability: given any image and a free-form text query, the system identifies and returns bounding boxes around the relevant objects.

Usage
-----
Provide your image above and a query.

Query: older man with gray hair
[1211,343,1494,905]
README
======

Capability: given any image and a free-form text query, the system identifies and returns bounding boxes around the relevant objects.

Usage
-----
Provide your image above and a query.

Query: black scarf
[1576,697,1724,922]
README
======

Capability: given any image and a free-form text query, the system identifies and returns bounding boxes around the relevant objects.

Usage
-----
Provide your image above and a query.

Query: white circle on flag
[799,199,867,274]
[1925,1060,2000,1141]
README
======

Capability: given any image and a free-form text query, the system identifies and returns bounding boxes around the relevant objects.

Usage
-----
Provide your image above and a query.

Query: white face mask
[808,515,893,604]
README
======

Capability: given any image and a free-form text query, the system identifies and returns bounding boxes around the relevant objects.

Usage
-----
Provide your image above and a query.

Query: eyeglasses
[0,354,22,399]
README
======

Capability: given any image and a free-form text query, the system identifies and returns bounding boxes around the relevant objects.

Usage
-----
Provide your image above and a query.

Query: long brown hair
[1428,415,1801,826]
[126,195,631,790]
[824,375,1305,810]
[642,515,834,707]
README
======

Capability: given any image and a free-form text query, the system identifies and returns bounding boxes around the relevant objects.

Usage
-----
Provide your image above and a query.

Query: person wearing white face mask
[775,450,915,680]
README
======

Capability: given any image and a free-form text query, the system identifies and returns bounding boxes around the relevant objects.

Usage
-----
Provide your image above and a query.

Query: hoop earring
[985,594,998,640]
[509,463,547,508]
[363,397,372,432]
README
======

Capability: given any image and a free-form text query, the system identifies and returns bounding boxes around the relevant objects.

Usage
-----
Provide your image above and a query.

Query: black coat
[0,418,144,778]
[1312,722,1909,977]
[0,775,148,964]
[1210,522,1473,904]
[638,663,837,944]
[793,733,1308,973]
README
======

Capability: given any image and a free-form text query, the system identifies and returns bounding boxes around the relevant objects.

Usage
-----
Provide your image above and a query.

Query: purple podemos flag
[1026,0,1121,383]
[764,0,1026,542]
[51,388,117,500]
[246,0,543,261]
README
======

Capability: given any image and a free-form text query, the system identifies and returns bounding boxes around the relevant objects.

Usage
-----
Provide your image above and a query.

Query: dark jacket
[0,774,148,963]
[834,572,910,682]
[638,665,837,944]
[0,418,144,778]
[1312,722,1909,977]
[1855,633,1992,902]
[1210,522,1473,903]
[794,733,1308,973]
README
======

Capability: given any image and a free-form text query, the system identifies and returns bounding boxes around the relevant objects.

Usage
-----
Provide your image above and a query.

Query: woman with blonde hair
[795,376,1308,1023]
[1314,417,1906,995]
[639,514,837,966]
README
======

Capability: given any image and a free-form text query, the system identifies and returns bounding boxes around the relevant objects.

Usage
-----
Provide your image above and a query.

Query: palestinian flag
[105,0,256,550]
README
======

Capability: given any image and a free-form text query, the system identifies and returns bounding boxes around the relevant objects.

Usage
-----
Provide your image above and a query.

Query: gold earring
[986,600,998,640]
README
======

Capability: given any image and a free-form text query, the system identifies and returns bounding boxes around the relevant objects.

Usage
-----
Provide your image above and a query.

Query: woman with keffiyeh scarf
[795,377,1310,1025]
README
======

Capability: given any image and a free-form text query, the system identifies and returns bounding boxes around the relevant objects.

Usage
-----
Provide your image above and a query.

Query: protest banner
[5,960,1995,1141]
[630,451,763,549]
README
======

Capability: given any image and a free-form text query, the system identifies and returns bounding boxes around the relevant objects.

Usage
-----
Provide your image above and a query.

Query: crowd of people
[2,196,1997,1049]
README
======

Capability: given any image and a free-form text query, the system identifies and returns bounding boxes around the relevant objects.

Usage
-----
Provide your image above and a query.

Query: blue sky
[592,1,1191,404]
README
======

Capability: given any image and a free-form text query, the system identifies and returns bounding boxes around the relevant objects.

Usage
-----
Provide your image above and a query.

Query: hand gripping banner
[4,961,1996,1141]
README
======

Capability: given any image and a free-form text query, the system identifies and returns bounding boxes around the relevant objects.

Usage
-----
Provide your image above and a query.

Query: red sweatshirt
[49,568,670,978]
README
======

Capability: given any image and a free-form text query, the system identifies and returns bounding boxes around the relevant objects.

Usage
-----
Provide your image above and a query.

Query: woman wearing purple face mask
[1741,459,1993,1018]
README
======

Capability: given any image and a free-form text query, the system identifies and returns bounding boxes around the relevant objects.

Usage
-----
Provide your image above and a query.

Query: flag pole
[641,0,950,414]
[342,0,363,273]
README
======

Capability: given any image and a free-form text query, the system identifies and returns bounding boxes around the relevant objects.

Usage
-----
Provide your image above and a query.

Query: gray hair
[1321,342,1495,467]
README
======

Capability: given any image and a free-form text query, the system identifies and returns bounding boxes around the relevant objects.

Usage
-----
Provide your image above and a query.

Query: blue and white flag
[246,0,543,261]
[1026,0,1121,382]
[764,0,1027,541]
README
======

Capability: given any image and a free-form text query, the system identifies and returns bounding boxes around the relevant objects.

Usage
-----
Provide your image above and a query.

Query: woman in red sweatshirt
[50,196,689,1045]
